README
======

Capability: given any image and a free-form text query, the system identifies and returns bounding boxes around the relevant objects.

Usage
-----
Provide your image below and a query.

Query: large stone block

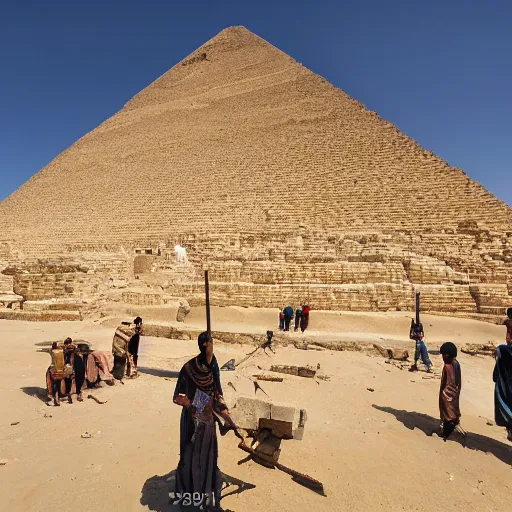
[229,396,307,440]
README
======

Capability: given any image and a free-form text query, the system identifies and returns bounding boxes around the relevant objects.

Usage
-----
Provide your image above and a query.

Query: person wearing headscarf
[439,342,462,440]
[504,307,512,344]
[173,332,236,509]
[493,336,512,442]
[111,322,133,380]
[300,304,311,333]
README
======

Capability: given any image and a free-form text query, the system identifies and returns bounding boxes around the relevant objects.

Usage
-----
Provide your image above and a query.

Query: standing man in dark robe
[173,332,235,510]
[294,307,302,332]
[127,316,143,378]
[493,336,512,442]
[504,307,512,344]
[439,342,462,440]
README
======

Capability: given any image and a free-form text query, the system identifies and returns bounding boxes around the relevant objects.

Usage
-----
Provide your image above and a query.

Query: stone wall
[3,254,129,301]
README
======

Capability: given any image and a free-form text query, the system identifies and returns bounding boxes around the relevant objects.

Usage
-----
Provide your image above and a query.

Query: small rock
[0,459,8,466]
[486,420,494,426]
[366,387,375,392]
[10,422,19,426]
[81,432,92,439]
[44,414,52,418]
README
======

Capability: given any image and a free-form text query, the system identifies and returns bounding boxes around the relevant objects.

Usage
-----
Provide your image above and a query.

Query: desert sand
[1,308,511,512]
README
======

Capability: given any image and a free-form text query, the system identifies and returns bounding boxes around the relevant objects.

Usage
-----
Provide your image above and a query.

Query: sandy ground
[0,310,511,512]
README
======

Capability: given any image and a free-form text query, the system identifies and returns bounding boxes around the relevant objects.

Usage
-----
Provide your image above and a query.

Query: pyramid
[0,26,511,317]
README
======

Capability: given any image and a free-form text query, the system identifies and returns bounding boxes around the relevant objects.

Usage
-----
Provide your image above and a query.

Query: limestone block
[229,396,307,440]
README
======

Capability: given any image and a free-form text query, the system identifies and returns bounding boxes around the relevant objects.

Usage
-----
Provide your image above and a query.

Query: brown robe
[439,359,461,422]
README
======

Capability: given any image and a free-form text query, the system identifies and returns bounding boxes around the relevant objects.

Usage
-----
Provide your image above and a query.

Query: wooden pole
[415,291,420,326]
[204,269,211,338]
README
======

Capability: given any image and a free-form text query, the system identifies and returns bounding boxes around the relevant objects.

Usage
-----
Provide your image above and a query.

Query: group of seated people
[45,317,143,406]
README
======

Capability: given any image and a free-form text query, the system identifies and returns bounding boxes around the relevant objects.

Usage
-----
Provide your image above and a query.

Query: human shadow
[21,386,48,403]
[140,469,255,511]
[373,405,512,466]
[137,367,180,379]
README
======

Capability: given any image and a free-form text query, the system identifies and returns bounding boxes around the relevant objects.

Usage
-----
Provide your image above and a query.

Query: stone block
[229,397,306,440]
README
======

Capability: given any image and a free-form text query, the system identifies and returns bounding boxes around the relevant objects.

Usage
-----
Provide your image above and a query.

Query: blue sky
[0,0,510,205]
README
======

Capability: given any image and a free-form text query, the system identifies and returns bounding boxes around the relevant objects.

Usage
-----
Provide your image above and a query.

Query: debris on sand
[81,432,92,439]
[253,381,269,396]
[228,381,237,392]
[253,374,284,382]
[293,341,326,351]
[87,395,108,405]
[461,342,497,358]
[373,344,409,361]
[0,459,8,466]
[270,365,316,378]
[10,422,20,426]
[367,388,375,392]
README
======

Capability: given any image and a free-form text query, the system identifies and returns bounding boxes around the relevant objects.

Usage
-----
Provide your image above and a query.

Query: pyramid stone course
[0,26,510,319]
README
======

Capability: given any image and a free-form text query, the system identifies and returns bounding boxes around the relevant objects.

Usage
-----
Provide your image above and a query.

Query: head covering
[440,342,457,358]
[134,316,142,325]
[64,337,72,345]
[507,307,512,319]
[198,331,210,352]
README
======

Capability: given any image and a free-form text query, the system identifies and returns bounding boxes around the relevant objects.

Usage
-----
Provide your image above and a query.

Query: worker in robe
[439,342,462,440]
[493,333,512,442]
[46,342,72,406]
[278,310,285,331]
[504,307,512,344]
[112,322,132,381]
[126,316,143,378]
[294,307,302,332]
[300,304,311,333]
[173,332,236,509]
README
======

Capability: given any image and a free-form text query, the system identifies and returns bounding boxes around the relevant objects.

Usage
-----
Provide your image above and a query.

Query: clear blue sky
[1,0,511,205]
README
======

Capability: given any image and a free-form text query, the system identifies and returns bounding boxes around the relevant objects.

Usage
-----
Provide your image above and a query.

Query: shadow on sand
[21,386,48,403]
[137,367,180,379]
[140,469,255,512]
[373,405,512,466]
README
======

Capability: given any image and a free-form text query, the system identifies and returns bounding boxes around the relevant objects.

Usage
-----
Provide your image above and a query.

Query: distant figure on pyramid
[278,310,285,331]
[300,304,311,333]
[282,305,294,331]
[409,319,432,373]
[111,317,142,380]
[439,342,462,440]
[294,307,302,332]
